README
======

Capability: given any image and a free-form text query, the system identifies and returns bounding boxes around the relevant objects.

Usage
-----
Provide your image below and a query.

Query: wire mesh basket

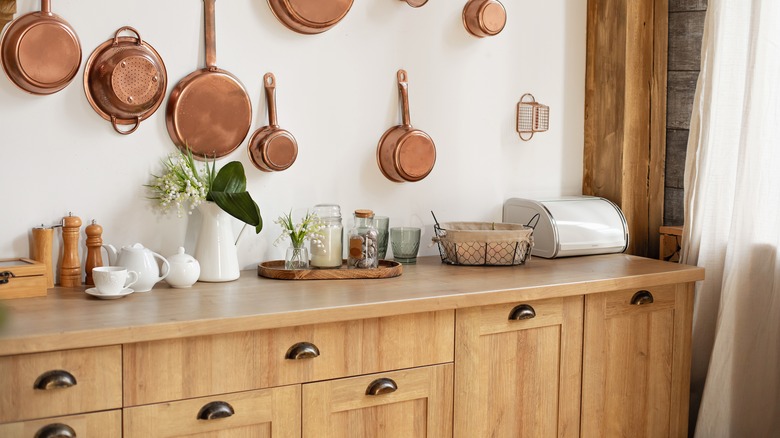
[432,222,534,266]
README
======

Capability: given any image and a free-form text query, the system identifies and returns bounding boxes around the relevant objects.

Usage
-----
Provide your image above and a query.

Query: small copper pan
[247,73,298,172]
[267,0,354,35]
[1,0,81,95]
[376,69,436,183]
[166,0,252,160]
[83,27,167,135]
[463,0,506,38]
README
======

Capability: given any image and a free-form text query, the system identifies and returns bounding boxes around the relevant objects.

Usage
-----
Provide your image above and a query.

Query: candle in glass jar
[310,204,343,268]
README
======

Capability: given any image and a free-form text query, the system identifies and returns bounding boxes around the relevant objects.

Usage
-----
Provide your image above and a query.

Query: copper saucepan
[248,73,298,172]
[267,0,354,35]
[0,0,81,95]
[166,0,252,160]
[463,0,506,38]
[376,69,436,183]
[83,26,167,135]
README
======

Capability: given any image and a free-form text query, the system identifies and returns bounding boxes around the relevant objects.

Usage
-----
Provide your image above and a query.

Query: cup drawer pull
[197,401,235,420]
[631,290,654,305]
[34,423,76,438]
[285,342,320,360]
[508,304,536,320]
[365,378,398,396]
[33,370,77,390]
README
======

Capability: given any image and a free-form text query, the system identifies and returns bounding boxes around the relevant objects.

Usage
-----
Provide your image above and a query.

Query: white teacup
[92,266,139,295]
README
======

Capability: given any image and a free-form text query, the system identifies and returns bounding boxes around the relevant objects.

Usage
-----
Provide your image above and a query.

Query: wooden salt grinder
[84,220,104,286]
[60,213,82,287]
[31,226,55,288]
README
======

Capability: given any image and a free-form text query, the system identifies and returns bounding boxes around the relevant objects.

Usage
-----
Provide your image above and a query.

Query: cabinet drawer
[303,363,454,438]
[0,410,121,438]
[124,385,300,438]
[124,310,454,405]
[0,346,122,423]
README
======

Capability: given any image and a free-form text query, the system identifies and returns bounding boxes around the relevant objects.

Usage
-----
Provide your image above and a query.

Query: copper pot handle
[112,26,143,47]
[397,69,411,127]
[111,116,141,135]
[264,73,279,128]
[41,0,51,15]
[203,0,217,70]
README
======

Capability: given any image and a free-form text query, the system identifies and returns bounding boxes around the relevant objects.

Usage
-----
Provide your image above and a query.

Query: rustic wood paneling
[666,71,700,129]
[665,129,688,188]
[669,11,706,70]
[670,0,708,12]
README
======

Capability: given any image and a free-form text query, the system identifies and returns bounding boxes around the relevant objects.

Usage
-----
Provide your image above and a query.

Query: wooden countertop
[0,254,703,356]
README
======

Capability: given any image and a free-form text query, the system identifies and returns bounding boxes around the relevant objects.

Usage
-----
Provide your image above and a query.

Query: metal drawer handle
[197,401,235,420]
[34,370,77,390]
[34,423,76,438]
[365,378,398,396]
[508,304,536,320]
[631,290,654,305]
[285,342,320,360]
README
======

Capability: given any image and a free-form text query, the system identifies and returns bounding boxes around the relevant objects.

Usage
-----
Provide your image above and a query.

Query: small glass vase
[285,245,309,270]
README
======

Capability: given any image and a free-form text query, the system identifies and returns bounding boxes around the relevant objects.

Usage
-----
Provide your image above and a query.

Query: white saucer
[85,287,134,300]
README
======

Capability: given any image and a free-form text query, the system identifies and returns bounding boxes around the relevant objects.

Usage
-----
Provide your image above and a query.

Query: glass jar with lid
[310,204,343,268]
[347,209,379,269]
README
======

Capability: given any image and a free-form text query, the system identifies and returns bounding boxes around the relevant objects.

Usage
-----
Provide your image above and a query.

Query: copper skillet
[376,69,436,183]
[248,73,298,172]
[166,0,252,160]
[267,0,354,35]
[0,0,81,95]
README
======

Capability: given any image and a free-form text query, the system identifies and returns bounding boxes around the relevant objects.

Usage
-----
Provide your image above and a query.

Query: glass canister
[310,204,343,268]
[347,209,379,269]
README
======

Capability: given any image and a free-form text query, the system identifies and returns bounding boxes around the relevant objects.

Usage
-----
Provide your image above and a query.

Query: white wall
[0,0,586,272]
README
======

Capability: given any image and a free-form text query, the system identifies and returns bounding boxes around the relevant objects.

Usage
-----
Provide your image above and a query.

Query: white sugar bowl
[164,247,201,288]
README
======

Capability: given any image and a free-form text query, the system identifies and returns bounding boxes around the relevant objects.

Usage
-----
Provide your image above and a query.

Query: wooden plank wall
[584,0,667,258]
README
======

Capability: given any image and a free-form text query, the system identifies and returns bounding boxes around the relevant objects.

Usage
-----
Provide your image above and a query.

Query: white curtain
[681,0,780,436]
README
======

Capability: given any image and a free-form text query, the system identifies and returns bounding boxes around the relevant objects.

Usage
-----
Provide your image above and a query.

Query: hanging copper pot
[0,0,81,95]
[267,0,354,35]
[83,27,167,135]
[376,69,436,183]
[462,0,506,38]
[247,72,298,172]
[166,0,252,160]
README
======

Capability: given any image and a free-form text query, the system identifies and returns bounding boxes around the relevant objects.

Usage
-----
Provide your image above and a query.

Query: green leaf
[210,191,263,233]
[211,161,247,194]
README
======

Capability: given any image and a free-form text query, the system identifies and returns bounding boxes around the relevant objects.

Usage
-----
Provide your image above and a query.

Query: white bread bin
[502,196,628,258]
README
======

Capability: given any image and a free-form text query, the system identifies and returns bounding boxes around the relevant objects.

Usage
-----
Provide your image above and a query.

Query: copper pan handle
[41,0,51,15]
[397,69,411,127]
[113,26,143,46]
[204,0,217,70]
[264,73,279,128]
[111,116,141,135]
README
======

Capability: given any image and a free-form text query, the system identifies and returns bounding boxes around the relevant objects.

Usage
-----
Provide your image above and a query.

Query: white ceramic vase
[195,201,240,282]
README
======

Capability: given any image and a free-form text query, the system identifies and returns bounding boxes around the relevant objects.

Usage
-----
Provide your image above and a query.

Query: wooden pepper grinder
[59,213,82,287]
[84,220,104,286]
[31,225,55,288]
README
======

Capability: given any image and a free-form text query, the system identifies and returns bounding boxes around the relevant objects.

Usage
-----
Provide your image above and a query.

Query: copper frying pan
[0,0,81,95]
[248,73,298,172]
[166,0,252,160]
[267,0,354,35]
[377,69,436,183]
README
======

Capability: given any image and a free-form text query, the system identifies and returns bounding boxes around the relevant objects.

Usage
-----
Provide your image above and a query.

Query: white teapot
[163,247,200,288]
[103,243,169,292]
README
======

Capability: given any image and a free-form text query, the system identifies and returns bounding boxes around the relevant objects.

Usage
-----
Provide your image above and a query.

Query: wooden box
[0,258,47,300]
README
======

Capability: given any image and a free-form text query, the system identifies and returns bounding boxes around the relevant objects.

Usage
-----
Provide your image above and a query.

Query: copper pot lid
[166,0,252,160]
[463,0,506,38]
[83,27,167,135]
[267,0,354,34]
[0,0,81,95]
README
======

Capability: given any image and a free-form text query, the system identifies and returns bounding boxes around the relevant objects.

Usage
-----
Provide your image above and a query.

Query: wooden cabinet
[581,284,694,437]
[124,385,300,438]
[454,297,583,438]
[303,364,453,438]
[0,410,122,438]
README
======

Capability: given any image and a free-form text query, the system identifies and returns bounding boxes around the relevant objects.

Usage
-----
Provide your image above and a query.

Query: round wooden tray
[257,260,403,280]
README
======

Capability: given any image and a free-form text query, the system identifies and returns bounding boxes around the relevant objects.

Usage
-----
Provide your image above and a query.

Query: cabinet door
[581,283,694,438]
[303,363,453,438]
[0,410,121,438]
[123,385,300,438]
[454,296,583,438]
